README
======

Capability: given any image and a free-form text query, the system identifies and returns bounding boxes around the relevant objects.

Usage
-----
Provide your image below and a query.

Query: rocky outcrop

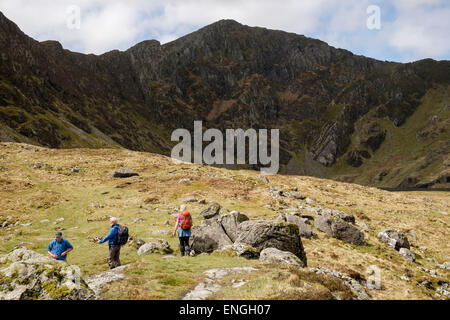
[0,248,95,300]
[235,220,307,266]
[314,212,365,245]
[260,248,306,267]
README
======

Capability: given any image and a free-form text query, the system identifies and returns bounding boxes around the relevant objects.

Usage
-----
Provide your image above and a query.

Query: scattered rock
[400,276,410,282]
[182,267,258,300]
[128,237,145,249]
[110,167,139,178]
[181,196,197,203]
[399,248,415,262]
[200,202,221,219]
[437,281,449,298]
[85,266,127,298]
[260,247,306,267]
[309,267,370,300]
[315,213,365,245]
[377,229,410,250]
[137,240,172,255]
[418,280,433,290]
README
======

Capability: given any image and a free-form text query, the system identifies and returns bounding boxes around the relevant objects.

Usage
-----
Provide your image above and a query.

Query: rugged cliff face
[0,13,448,188]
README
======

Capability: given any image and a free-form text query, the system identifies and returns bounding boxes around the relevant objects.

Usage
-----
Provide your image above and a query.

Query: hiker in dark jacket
[47,232,73,263]
[97,217,121,269]
[172,205,193,256]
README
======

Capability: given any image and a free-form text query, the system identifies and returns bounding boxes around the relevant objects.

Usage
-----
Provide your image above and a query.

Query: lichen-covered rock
[137,239,173,255]
[276,213,315,239]
[260,248,305,267]
[377,229,410,250]
[315,212,365,245]
[200,202,221,219]
[235,220,307,266]
[0,247,95,300]
[231,242,259,259]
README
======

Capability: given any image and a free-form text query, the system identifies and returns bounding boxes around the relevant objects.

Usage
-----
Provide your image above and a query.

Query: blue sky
[1,0,449,62]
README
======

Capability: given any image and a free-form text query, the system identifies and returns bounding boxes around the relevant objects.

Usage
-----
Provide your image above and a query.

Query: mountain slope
[0,12,448,188]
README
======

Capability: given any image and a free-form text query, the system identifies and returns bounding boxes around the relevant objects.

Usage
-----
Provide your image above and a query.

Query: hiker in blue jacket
[97,217,121,269]
[47,232,73,262]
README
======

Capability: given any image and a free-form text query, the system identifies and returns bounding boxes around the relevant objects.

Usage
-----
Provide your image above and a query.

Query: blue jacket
[47,238,73,260]
[100,224,119,247]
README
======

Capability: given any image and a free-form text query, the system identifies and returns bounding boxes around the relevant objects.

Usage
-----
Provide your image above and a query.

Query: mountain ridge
[0,12,448,188]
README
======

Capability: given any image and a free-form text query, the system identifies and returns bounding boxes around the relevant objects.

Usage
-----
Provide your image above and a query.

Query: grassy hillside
[0,143,448,299]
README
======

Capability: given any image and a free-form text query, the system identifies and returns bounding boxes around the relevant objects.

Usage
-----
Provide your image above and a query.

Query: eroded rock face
[377,229,410,250]
[0,247,95,300]
[260,247,306,267]
[235,220,307,266]
[315,213,365,245]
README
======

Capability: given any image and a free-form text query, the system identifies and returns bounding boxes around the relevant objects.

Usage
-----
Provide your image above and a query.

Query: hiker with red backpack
[173,205,193,256]
[97,217,129,269]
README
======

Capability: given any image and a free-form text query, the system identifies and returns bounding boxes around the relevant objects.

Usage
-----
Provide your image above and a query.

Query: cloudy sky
[0,0,449,62]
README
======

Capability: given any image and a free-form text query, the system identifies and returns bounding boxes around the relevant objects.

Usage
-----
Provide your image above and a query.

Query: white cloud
[385,0,450,60]
[0,0,448,61]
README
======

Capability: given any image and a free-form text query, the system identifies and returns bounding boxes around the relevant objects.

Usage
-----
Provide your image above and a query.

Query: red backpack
[179,211,193,230]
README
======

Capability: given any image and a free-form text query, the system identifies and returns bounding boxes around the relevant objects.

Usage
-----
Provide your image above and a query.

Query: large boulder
[377,229,410,250]
[219,211,249,242]
[200,202,221,219]
[191,220,233,253]
[0,247,95,300]
[315,214,365,245]
[235,220,307,266]
[137,239,173,255]
[260,248,306,267]
[110,167,139,178]
[276,213,315,239]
